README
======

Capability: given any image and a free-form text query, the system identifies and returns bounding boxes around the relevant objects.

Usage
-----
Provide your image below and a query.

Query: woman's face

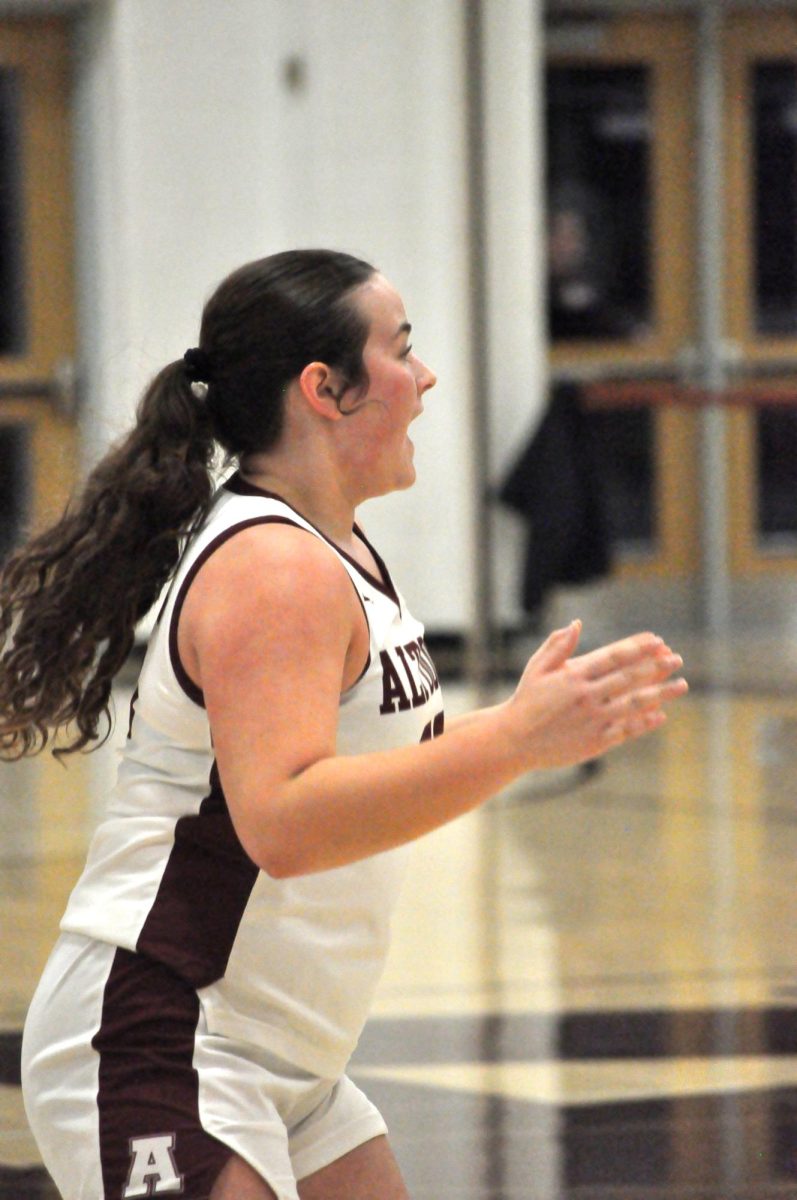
[339,274,437,500]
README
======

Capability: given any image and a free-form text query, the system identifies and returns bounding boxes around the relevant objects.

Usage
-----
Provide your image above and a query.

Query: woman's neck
[238,455,357,547]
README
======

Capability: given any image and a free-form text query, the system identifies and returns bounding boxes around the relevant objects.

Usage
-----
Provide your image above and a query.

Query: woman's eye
[400,344,413,359]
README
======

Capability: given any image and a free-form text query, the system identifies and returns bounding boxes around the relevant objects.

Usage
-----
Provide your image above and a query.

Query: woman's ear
[297,362,348,421]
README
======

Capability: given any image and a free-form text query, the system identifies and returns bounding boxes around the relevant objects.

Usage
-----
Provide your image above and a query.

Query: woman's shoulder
[188,518,351,610]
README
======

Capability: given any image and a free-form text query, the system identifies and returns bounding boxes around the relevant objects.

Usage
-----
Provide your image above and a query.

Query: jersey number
[420,711,445,742]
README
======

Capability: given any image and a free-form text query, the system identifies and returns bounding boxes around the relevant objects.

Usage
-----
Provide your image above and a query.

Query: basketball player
[0,251,687,1199]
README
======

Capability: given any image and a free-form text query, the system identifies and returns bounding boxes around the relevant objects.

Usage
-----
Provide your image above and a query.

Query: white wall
[72,0,546,633]
[270,0,477,630]
[74,0,292,458]
[482,0,547,625]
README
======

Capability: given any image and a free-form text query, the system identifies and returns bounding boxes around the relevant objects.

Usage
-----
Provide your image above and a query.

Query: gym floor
[3,632,797,1198]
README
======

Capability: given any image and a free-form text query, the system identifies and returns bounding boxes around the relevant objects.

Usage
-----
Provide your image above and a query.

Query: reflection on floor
[4,634,797,1197]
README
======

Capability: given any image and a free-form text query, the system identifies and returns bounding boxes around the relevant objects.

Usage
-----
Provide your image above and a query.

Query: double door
[0,19,77,563]
[546,9,797,625]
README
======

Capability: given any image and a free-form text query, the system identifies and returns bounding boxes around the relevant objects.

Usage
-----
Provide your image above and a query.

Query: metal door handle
[0,358,79,419]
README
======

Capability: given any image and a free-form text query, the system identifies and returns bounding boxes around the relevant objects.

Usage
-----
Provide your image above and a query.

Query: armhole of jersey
[168,515,372,706]
[343,590,372,694]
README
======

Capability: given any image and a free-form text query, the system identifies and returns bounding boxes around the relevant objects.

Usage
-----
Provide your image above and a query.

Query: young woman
[2,250,687,1200]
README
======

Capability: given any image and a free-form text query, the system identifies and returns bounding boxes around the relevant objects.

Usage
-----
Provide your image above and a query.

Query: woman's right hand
[501,620,688,772]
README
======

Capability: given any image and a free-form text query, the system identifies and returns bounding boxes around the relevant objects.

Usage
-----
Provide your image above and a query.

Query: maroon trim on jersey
[91,946,231,1198]
[224,471,401,606]
[169,515,302,707]
[344,586,372,692]
[169,510,373,706]
[136,761,259,989]
[351,520,402,614]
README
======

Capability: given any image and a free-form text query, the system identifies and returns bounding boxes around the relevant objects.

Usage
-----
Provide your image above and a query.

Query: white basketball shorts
[21,932,387,1200]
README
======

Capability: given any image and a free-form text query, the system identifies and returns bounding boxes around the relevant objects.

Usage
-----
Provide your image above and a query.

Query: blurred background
[6,2,797,1198]
[6,0,797,669]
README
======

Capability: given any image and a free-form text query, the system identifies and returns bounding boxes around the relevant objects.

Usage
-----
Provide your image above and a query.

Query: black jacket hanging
[498,382,613,613]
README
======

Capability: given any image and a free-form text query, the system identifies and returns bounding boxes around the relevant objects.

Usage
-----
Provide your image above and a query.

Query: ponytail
[0,362,216,759]
[0,247,378,760]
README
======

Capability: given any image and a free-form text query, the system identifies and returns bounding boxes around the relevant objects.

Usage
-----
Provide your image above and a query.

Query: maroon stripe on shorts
[136,762,259,988]
[92,947,231,1199]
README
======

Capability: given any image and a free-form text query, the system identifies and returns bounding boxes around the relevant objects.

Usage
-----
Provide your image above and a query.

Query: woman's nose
[417,358,437,393]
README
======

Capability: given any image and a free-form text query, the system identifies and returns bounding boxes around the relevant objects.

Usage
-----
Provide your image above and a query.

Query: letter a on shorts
[124,1134,183,1196]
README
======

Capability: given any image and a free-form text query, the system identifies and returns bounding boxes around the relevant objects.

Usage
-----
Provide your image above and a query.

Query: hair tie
[183,347,213,400]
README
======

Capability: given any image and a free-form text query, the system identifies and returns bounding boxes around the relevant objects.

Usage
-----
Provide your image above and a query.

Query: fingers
[656,676,690,703]
[574,632,670,683]
[531,627,676,687]
[613,675,688,716]
[594,651,685,704]
[526,619,582,674]
[522,624,687,743]
[600,675,689,746]
[509,624,688,771]
[603,706,668,749]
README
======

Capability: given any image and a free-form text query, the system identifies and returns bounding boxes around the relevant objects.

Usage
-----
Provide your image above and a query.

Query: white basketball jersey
[60,474,445,1076]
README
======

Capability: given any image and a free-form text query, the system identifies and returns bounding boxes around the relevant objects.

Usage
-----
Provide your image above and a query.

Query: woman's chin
[399,447,417,488]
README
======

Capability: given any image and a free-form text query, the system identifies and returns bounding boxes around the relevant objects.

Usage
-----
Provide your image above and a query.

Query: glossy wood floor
[4,633,797,1198]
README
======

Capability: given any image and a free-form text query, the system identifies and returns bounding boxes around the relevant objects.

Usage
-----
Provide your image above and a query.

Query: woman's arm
[180,526,687,878]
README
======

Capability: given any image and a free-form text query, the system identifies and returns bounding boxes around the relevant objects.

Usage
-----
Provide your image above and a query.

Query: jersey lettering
[405,638,440,697]
[124,1134,183,1197]
[379,639,440,715]
[379,650,412,713]
[417,638,440,695]
[395,644,429,706]
[420,710,445,742]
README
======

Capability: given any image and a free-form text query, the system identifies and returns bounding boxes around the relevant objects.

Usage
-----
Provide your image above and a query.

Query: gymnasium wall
[71,0,545,632]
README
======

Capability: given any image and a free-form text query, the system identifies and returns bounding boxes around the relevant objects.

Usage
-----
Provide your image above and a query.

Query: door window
[0,68,25,354]
[546,65,653,343]
[547,11,797,583]
[0,21,77,563]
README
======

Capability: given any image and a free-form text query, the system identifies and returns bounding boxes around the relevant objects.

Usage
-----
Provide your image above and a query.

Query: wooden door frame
[548,8,797,586]
[547,13,700,580]
[724,10,797,576]
[0,19,76,534]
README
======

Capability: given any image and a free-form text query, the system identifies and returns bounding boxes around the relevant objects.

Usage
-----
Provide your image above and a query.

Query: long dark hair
[0,248,375,758]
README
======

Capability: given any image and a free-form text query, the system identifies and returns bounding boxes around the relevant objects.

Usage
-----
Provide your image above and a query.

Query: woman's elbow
[237,828,299,878]
[222,765,332,879]
[234,815,308,879]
